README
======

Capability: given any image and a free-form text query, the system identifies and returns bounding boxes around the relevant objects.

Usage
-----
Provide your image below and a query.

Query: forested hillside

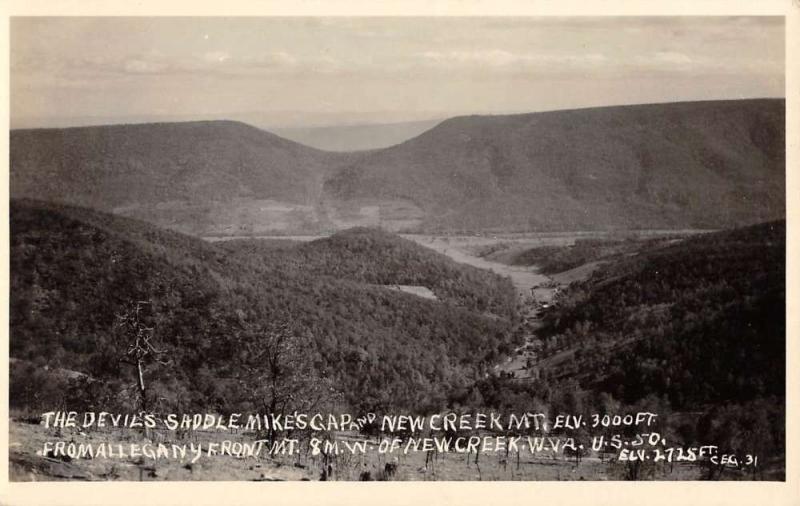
[537,220,784,410]
[489,236,677,275]
[218,228,517,318]
[468,221,785,478]
[9,200,517,415]
[326,99,784,231]
[10,121,364,235]
[10,121,330,209]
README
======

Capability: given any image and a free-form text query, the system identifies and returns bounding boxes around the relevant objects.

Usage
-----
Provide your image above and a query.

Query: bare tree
[114,300,168,413]
[239,319,336,443]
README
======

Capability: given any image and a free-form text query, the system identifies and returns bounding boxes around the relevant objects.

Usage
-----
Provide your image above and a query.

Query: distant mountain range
[272,119,443,151]
[11,99,785,235]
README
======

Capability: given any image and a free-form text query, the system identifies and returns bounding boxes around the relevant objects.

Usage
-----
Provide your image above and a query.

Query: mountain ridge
[11,98,785,235]
[326,98,784,231]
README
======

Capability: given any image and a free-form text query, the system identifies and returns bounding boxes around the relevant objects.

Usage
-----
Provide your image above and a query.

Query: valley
[9,210,782,481]
[203,229,710,296]
[6,12,789,493]
[6,99,786,482]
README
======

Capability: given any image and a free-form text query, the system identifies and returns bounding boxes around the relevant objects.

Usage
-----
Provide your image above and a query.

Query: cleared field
[379,285,438,301]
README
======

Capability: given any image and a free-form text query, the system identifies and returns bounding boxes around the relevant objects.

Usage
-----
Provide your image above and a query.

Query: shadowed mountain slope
[11,99,784,234]
[325,99,785,231]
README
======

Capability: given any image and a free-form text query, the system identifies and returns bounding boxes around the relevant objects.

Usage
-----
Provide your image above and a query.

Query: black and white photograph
[2,2,794,499]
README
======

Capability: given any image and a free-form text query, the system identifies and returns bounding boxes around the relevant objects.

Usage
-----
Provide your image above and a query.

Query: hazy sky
[11,16,785,128]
